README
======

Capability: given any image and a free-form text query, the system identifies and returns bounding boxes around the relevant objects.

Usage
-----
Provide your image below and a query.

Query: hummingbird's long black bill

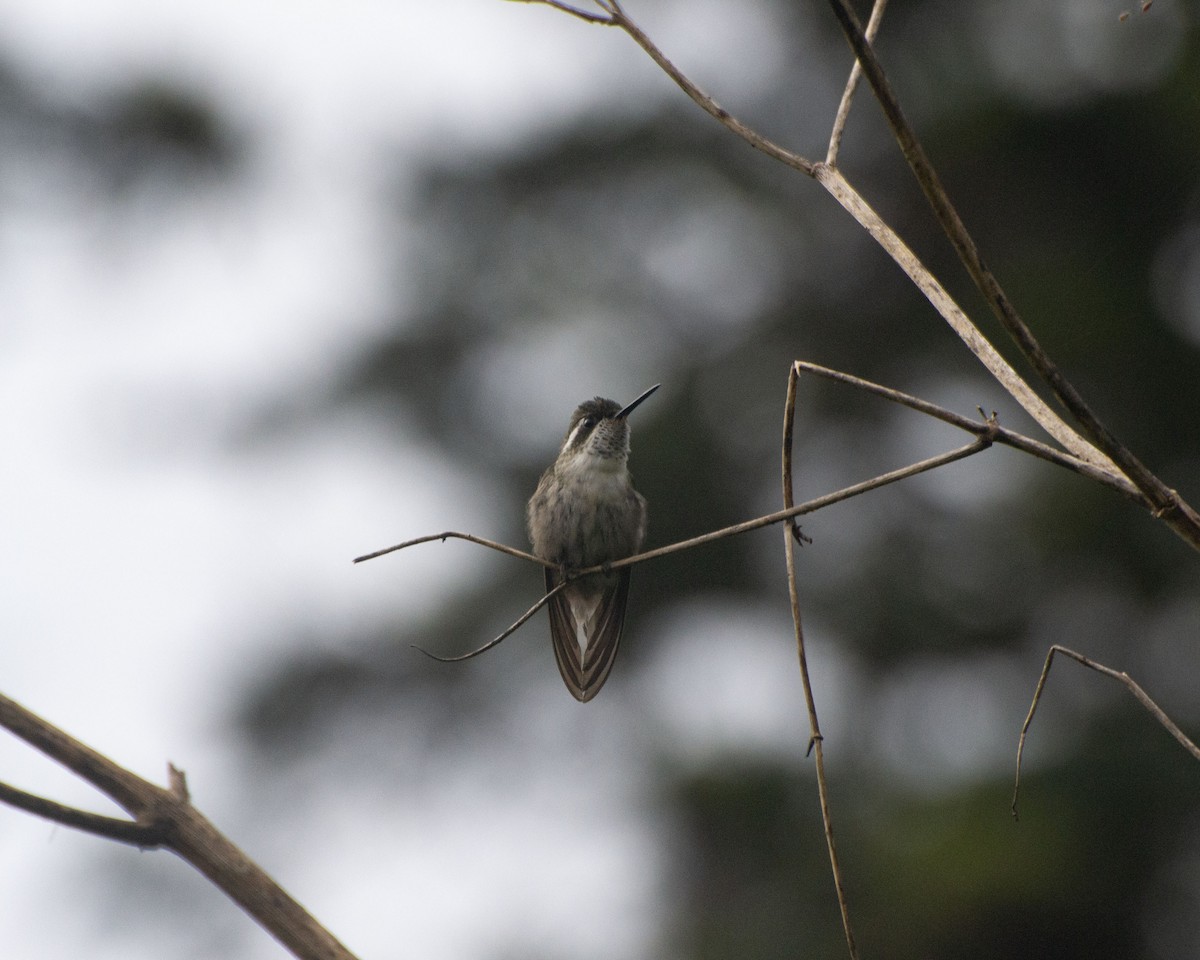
[615,383,660,420]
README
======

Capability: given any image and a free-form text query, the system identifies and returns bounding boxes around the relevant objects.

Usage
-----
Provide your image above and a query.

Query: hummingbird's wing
[545,567,630,703]
[581,568,630,698]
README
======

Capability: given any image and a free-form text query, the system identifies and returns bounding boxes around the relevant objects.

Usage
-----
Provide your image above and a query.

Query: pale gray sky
[0,3,796,958]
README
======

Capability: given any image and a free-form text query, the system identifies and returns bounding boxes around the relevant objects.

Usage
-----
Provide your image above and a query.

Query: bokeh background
[2,1,1200,958]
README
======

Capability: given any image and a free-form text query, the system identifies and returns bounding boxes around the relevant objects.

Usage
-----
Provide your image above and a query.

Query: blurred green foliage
[8,1,1200,957]
[271,4,1200,958]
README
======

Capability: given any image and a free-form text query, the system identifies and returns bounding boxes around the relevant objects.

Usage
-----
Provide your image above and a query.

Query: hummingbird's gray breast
[527,459,647,571]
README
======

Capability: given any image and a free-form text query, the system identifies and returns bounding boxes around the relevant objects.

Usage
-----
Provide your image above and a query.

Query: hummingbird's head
[559,384,660,466]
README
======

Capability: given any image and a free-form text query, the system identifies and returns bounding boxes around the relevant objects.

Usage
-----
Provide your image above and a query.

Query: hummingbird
[526,384,659,702]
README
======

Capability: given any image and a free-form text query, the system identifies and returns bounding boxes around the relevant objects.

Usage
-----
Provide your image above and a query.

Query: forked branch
[0,693,358,960]
[827,0,889,165]
[512,0,1200,553]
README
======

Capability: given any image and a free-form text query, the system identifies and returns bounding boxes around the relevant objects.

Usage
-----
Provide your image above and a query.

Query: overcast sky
[0,3,798,958]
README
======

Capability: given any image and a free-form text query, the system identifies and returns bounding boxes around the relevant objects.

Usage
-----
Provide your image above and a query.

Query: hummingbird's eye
[582,416,598,430]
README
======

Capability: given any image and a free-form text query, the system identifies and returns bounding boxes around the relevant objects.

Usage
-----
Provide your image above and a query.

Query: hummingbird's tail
[545,567,630,702]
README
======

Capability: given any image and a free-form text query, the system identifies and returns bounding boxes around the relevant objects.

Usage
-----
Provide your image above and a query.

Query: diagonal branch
[514,0,1200,553]
[793,362,1146,503]
[1012,645,1200,819]
[413,582,567,661]
[360,436,993,581]
[0,779,163,846]
[827,0,889,165]
[813,165,1110,470]
[513,0,1097,469]
[823,0,1200,550]
[515,0,816,175]
[506,0,615,24]
[598,437,990,573]
[0,692,359,960]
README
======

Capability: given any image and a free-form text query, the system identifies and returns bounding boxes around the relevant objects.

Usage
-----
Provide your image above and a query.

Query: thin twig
[0,780,163,846]
[413,582,567,662]
[595,437,990,574]
[813,166,1112,470]
[520,0,1128,501]
[823,0,1200,551]
[1012,644,1200,820]
[506,0,615,25]
[793,362,1146,503]
[827,0,889,165]
[365,439,992,581]
[783,366,859,958]
[613,9,815,176]
[517,0,817,176]
[522,0,1200,552]
[520,0,1108,471]
[354,531,550,567]
[362,420,993,672]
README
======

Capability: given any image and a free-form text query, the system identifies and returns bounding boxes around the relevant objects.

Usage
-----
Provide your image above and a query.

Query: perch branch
[359,436,992,580]
[600,438,989,573]
[355,531,549,567]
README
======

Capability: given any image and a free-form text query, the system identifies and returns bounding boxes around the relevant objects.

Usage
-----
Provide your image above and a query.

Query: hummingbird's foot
[791,522,813,546]
[600,560,613,575]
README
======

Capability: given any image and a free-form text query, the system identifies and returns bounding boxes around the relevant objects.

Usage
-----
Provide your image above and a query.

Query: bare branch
[0,780,162,847]
[520,0,1200,552]
[370,438,992,588]
[413,582,567,662]
[793,362,1146,504]
[506,0,615,25]
[822,0,1200,550]
[611,8,815,176]
[521,0,1140,497]
[354,531,549,567]
[0,691,154,815]
[518,0,816,175]
[0,692,359,960]
[1012,645,1200,819]
[827,0,889,165]
[597,437,991,575]
[813,167,1112,470]
[782,365,859,958]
